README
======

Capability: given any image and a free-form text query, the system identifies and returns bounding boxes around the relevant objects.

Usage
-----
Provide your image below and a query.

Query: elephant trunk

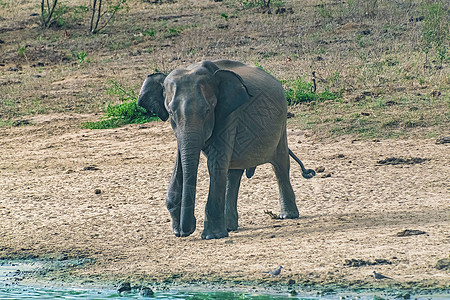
[178,133,203,237]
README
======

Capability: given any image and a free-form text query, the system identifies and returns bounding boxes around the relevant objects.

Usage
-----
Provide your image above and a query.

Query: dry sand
[0,114,449,290]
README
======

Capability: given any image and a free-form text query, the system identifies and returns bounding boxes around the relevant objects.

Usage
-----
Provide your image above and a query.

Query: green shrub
[282,77,340,105]
[82,81,158,129]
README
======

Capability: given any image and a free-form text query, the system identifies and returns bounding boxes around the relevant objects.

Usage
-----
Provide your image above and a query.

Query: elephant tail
[288,149,316,179]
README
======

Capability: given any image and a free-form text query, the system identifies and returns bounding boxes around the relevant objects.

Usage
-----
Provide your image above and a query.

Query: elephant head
[137,61,251,237]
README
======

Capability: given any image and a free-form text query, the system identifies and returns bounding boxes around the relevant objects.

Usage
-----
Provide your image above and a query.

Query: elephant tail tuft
[288,149,316,179]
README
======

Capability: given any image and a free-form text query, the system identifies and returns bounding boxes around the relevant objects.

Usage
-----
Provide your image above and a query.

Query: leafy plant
[76,50,89,64]
[221,13,229,22]
[282,77,340,105]
[18,46,26,57]
[82,81,158,129]
[142,29,156,37]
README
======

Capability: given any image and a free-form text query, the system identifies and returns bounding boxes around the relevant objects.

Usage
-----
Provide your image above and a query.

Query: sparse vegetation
[0,0,448,139]
[283,77,339,105]
[237,0,285,9]
[40,0,59,27]
[90,0,128,34]
[81,81,158,129]
[76,50,89,64]
[421,0,448,66]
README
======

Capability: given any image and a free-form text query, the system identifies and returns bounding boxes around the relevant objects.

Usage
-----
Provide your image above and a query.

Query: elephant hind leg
[225,169,244,231]
[271,139,299,219]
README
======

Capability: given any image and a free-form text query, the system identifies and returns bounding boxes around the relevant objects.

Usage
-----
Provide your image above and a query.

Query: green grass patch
[81,81,158,129]
[282,77,340,105]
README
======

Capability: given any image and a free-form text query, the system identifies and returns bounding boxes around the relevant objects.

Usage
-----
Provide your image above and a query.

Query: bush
[82,81,158,129]
[282,77,339,105]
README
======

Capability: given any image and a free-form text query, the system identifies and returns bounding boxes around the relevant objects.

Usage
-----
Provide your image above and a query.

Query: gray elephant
[137,60,315,239]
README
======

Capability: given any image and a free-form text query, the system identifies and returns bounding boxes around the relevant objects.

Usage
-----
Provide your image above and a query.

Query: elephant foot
[174,225,196,237]
[226,214,238,231]
[172,217,196,237]
[279,210,299,219]
[201,229,229,240]
[226,221,238,232]
[202,221,229,239]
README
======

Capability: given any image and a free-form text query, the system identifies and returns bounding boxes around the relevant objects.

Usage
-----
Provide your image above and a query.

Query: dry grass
[0,0,448,138]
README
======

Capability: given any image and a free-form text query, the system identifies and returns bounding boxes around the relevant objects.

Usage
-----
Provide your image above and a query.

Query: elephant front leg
[166,151,183,236]
[225,169,244,231]
[202,164,229,239]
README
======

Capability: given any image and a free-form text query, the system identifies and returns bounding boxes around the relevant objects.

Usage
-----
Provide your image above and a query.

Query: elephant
[137,59,315,240]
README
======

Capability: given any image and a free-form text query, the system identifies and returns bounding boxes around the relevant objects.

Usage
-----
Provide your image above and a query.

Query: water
[0,286,300,299]
[0,285,322,299]
[0,262,307,299]
[1,262,448,299]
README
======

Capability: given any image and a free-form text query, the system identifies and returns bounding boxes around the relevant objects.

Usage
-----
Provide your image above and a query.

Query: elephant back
[213,60,286,109]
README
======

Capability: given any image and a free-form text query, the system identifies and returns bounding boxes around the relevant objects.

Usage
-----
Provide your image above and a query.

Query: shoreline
[2,258,449,299]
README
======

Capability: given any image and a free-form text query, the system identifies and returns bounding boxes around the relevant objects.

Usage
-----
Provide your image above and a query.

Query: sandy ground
[0,114,449,290]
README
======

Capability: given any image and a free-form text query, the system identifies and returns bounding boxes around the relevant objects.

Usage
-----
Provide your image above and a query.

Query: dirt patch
[396,229,427,237]
[377,157,430,165]
[0,115,449,291]
[344,259,392,268]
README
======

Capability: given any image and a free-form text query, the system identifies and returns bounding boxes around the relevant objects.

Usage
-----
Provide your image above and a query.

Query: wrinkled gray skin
[137,60,315,239]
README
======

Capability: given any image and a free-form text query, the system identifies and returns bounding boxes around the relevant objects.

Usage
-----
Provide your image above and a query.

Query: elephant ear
[137,73,169,121]
[213,70,252,122]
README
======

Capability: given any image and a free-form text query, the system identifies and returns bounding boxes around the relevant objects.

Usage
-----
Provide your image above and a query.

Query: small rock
[118,282,131,293]
[140,287,154,297]
[436,136,450,144]
[217,24,229,29]
[435,258,450,270]
[83,166,99,171]
[94,189,102,195]
[288,279,296,285]
[401,293,411,299]
[320,173,331,178]
[385,100,398,106]
[315,166,325,173]
[12,119,30,127]
[409,15,424,22]
[377,157,429,165]
[287,112,295,118]
[430,90,441,98]
[396,229,427,237]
